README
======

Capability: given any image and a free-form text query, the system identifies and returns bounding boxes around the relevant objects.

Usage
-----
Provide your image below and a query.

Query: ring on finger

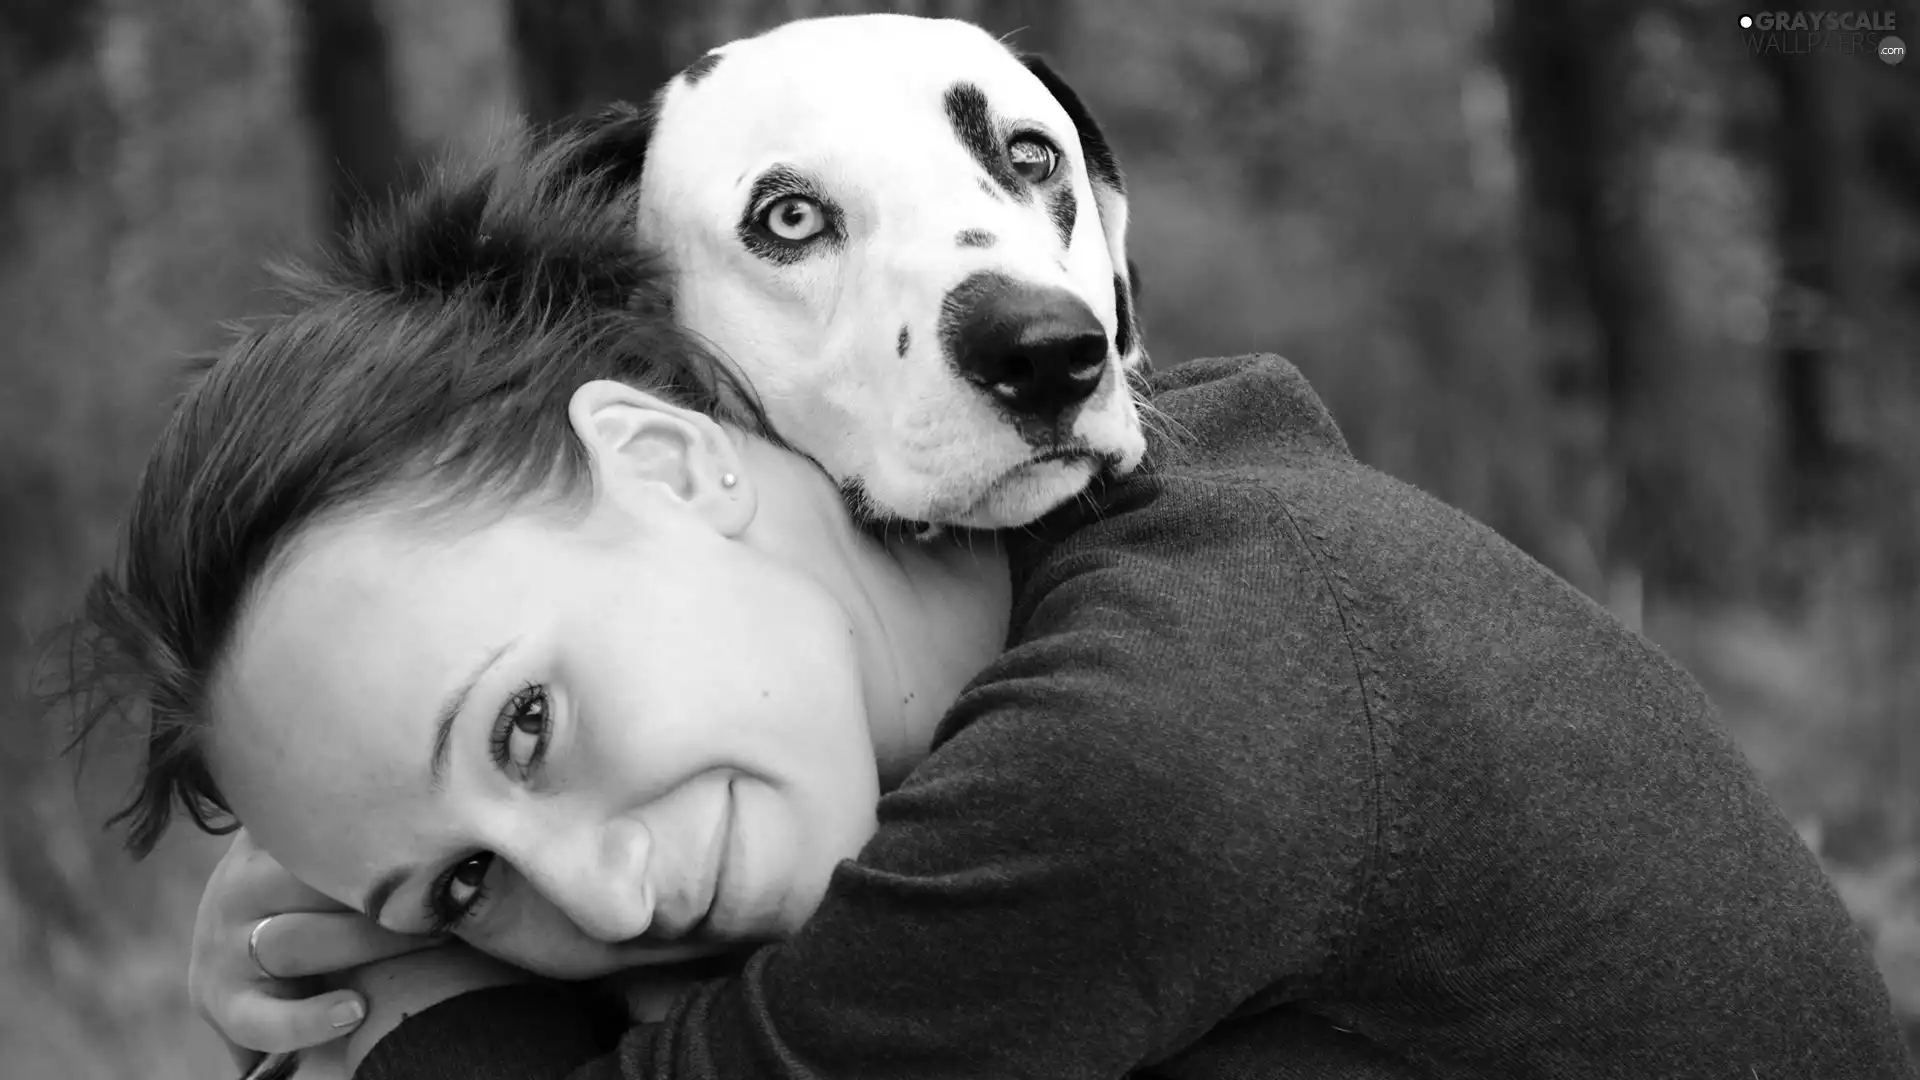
[248,914,282,981]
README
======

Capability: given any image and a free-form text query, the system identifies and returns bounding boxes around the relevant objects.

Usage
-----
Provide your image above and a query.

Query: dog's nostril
[1060,333,1108,376]
[985,337,1103,411]
[993,334,1101,386]
[987,353,1036,396]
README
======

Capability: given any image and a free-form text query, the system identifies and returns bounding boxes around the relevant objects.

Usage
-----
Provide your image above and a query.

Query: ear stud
[721,472,738,489]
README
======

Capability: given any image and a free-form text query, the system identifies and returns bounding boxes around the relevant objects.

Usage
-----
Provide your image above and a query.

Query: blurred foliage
[1,0,1915,1075]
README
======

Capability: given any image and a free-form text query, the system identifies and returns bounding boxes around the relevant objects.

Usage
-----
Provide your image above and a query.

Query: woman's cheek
[465,914,613,979]
[460,886,566,970]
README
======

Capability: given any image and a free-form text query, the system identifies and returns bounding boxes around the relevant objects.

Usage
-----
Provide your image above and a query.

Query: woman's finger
[251,911,443,980]
[239,870,347,916]
[218,988,369,1056]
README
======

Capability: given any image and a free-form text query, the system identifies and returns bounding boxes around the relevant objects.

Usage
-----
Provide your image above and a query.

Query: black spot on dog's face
[977,178,1002,201]
[944,83,1029,203]
[1045,188,1076,249]
[956,229,996,248]
[1113,271,1135,358]
[681,50,724,85]
[897,325,911,357]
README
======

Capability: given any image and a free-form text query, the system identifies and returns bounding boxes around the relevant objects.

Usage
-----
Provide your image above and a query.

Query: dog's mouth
[1027,445,1096,467]
[843,453,1098,539]
[951,449,1108,527]
[838,431,1133,538]
[1021,439,1128,483]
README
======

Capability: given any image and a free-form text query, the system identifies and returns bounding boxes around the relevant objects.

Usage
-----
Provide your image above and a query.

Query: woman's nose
[513,816,656,942]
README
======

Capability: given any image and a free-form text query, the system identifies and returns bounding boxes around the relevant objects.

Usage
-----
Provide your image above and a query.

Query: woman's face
[207,389,892,978]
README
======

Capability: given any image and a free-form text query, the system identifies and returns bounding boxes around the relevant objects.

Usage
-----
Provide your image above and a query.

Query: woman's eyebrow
[361,638,521,925]
[428,638,519,791]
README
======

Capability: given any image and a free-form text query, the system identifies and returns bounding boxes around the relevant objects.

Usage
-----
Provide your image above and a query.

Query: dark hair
[59,125,783,858]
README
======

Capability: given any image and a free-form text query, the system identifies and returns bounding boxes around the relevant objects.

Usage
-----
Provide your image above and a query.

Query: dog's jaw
[953,457,1102,529]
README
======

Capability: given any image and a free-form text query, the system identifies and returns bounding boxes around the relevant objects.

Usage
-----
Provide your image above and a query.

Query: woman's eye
[1008,136,1059,183]
[430,852,495,931]
[448,854,491,906]
[761,196,827,242]
[492,684,552,777]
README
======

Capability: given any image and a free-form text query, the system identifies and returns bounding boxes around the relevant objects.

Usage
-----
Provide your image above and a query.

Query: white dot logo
[1739,14,1753,28]
[1881,35,1907,64]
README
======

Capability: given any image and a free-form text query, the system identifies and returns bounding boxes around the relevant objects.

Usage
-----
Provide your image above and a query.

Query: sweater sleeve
[356,488,1382,1080]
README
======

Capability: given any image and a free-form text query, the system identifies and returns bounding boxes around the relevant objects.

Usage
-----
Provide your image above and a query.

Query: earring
[721,472,737,489]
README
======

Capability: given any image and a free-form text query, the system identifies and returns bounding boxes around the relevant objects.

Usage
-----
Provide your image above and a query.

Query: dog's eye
[1007,136,1059,183]
[761,196,828,242]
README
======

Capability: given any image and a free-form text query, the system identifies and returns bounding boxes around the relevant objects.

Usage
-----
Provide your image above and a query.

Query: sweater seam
[1259,485,1389,977]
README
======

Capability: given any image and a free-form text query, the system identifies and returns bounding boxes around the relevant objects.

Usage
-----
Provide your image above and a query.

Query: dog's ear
[543,99,658,203]
[1020,54,1146,371]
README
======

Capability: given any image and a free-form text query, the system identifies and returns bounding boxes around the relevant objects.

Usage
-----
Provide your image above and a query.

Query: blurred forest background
[3,0,1918,1075]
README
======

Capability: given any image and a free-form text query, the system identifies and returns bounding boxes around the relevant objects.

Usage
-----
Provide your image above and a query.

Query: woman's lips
[645,778,735,942]
[689,778,736,939]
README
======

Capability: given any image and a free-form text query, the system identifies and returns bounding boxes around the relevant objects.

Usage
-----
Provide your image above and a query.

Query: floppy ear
[1020,54,1147,372]
[542,98,658,204]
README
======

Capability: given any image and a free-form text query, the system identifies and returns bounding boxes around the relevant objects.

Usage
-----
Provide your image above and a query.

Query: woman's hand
[191,829,445,1068]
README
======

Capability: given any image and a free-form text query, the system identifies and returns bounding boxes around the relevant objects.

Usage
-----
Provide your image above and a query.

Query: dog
[557,14,1150,531]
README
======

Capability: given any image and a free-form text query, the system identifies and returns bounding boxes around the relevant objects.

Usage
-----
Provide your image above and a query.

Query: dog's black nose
[940,272,1108,421]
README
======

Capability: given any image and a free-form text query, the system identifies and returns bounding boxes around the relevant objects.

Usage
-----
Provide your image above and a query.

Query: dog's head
[561,14,1147,530]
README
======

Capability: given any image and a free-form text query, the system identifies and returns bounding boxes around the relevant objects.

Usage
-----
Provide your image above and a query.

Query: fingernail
[330,999,366,1029]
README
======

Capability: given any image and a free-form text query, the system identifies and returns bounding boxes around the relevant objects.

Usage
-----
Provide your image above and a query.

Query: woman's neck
[738,442,1012,787]
[861,531,1011,784]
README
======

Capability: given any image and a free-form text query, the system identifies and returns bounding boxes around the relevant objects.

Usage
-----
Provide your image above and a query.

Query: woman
[67,129,1912,1080]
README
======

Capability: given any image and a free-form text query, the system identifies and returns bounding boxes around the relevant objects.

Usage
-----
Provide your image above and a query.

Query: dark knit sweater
[358,354,1914,1080]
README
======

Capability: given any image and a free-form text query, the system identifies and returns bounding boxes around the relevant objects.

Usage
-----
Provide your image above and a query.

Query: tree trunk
[1498,0,1773,603]
[0,0,111,965]
[509,0,685,126]
[0,0,110,244]
[1496,0,1635,605]
[294,0,409,236]
[1765,51,1843,524]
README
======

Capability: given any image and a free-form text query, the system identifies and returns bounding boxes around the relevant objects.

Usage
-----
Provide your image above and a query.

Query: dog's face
[626,15,1148,529]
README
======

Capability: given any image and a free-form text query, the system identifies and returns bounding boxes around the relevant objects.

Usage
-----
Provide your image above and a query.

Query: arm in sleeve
[358,504,1382,1080]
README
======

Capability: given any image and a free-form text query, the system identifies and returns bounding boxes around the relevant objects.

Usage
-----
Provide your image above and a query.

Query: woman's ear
[567,380,756,537]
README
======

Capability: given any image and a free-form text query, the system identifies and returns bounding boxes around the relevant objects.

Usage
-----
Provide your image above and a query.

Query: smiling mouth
[630,778,735,946]
[686,778,736,941]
